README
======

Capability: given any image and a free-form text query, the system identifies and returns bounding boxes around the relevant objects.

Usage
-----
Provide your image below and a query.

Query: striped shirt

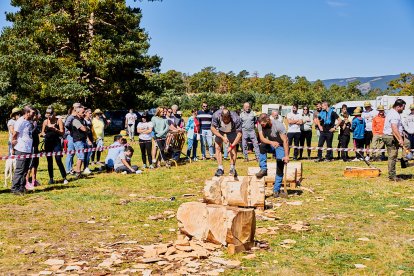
[197,110,213,131]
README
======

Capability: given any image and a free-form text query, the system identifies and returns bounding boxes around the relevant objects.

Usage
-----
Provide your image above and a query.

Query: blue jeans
[259,145,285,193]
[200,129,214,158]
[65,135,74,173]
[187,134,198,159]
[74,141,86,161]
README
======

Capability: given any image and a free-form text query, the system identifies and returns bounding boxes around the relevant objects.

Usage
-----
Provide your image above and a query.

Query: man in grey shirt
[240,102,260,161]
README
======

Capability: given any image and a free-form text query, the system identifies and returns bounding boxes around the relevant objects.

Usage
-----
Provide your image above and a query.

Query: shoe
[389,177,403,182]
[324,159,332,162]
[74,172,81,179]
[149,164,155,169]
[229,168,237,176]
[33,180,40,187]
[48,179,55,185]
[63,179,69,185]
[214,169,224,177]
[25,182,34,191]
[68,170,75,175]
[255,169,268,179]
[210,156,216,161]
[352,158,360,162]
[11,190,24,195]
[135,170,143,174]
[83,168,92,175]
[365,156,370,161]
[273,191,288,198]
[293,157,298,161]
[121,171,127,175]
[143,164,147,169]
[192,157,199,162]
[314,159,323,163]
[201,156,207,160]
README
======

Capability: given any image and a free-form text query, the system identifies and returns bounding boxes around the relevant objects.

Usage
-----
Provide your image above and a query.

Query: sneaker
[142,164,147,169]
[210,156,216,161]
[324,159,332,162]
[352,158,360,162]
[63,179,69,185]
[389,177,403,182]
[201,156,207,160]
[68,170,75,175]
[149,164,155,169]
[273,191,288,198]
[48,179,55,185]
[25,182,34,191]
[74,172,82,179]
[365,156,370,161]
[229,168,237,176]
[314,158,324,163]
[193,157,199,162]
[255,169,268,179]
[121,171,127,175]
[83,167,92,175]
[135,170,143,174]
[214,169,224,177]
[33,180,41,187]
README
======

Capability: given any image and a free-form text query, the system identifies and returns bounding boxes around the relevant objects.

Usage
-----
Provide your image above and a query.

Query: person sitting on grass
[105,135,125,171]
[114,146,141,174]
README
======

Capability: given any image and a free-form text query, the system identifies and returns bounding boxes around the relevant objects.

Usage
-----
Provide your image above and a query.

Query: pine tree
[0,0,161,112]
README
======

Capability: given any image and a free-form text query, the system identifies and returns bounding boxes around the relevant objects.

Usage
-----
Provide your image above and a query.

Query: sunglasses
[202,106,207,108]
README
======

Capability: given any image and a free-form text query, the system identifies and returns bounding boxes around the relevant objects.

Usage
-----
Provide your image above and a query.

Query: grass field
[0,131,414,275]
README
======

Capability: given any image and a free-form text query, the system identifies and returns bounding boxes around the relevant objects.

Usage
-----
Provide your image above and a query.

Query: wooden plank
[343,167,381,178]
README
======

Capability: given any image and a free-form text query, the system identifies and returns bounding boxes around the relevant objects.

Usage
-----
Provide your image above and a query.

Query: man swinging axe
[255,113,290,198]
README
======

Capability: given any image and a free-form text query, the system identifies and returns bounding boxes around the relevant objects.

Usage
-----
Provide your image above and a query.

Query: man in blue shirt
[105,135,126,170]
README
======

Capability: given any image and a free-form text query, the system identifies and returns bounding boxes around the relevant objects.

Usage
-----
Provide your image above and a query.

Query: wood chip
[44,259,65,266]
[354,264,367,269]
[65,265,81,271]
[280,239,296,245]
[39,271,53,275]
[242,253,256,260]
[358,237,370,242]
[286,201,302,206]
[141,257,164,263]
[403,208,414,212]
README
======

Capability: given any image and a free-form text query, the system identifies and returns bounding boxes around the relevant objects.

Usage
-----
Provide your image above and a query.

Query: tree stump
[176,202,256,246]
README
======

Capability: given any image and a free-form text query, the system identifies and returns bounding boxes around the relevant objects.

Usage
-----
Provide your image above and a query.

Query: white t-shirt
[114,151,130,170]
[137,122,153,141]
[7,119,16,142]
[13,117,33,153]
[286,112,301,133]
[383,109,403,136]
[125,113,137,125]
[362,110,378,131]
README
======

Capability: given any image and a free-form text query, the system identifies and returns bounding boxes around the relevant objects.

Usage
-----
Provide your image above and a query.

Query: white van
[375,95,414,114]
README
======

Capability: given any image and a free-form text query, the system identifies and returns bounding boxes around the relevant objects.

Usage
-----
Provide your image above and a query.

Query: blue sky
[0,0,413,80]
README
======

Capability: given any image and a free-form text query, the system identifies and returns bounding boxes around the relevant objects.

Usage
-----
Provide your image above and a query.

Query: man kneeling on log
[255,113,289,198]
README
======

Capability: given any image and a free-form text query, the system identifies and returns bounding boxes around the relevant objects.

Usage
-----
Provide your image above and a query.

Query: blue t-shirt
[352,117,366,140]
[105,141,124,167]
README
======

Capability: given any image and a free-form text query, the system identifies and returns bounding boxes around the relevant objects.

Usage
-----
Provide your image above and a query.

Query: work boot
[273,191,288,198]
[255,169,268,179]
[214,168,224,177]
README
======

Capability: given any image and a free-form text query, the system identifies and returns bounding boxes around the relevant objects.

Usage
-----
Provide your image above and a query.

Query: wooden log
[176,202,256,246]
[204,177,224,205]
[203,176,265,208]
[343,167,381,178]
[176,202,209,241]
[221,176,249,207]
[248,162,303,184]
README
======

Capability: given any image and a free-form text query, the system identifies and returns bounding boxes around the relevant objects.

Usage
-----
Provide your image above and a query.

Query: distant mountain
[321,74,401,94]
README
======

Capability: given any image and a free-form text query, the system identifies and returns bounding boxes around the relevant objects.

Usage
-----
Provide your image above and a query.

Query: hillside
[321,74,400,94]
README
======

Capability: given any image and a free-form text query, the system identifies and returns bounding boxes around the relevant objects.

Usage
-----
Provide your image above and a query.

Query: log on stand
[248,162,303,190]
[176,202,256,247]
[203,176,265,208]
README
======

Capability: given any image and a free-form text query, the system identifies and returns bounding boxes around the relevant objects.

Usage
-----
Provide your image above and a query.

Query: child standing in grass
[351,107,366,161]
[185,109,200,161]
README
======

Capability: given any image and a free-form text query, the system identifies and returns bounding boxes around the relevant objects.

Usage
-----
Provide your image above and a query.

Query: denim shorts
[74,141,86,160]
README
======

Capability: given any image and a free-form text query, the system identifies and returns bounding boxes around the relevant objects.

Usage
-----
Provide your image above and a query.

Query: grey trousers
[242,129,260,159]
[11,150,31,192]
